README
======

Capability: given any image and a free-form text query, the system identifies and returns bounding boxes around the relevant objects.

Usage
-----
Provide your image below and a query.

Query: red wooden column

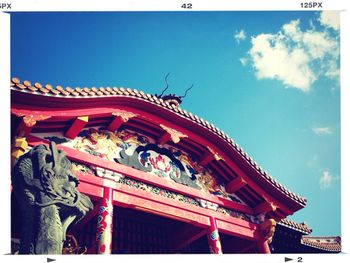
[96,187,114,254]
[257,240,271,253]
[207,216,223,254]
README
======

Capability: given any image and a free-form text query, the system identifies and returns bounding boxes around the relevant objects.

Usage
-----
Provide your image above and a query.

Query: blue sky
[11,11,340,236]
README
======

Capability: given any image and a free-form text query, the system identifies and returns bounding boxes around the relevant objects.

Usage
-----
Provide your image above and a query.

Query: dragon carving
[12,142,93,254]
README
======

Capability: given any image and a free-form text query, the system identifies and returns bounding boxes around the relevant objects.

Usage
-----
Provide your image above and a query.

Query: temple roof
[301,236,341,252]
[10,77,307,217]
[278,218,312,234]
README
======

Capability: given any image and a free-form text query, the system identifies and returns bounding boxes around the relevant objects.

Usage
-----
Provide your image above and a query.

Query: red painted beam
[199,151,214,166]
[76,172,260,240]
[216,219,259,241]
[114,188,210,226]
[27,135,254,215]
[77,181,104,199]
[226,177,247,193]
[220,155,295,216]
[65,116,89,139]
[107,111,137,131]
[107,116,124,132]
[12,92,304,217]
[157,132,171,146]
[14,114,52,137]
[26,135,260,240]
[253,201,278,215]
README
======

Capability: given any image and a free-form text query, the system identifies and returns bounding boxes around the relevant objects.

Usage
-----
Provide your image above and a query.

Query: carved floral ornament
[207,146,224,162]
[112,111,138,122]
[14,113,52,127]
[159,124,188,143]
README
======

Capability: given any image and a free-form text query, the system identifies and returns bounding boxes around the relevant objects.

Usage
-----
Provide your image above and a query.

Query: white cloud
[234,30,246,43]
[312,126,332,135]
[319,170,338,190]
[319,11,340,30]
[239,57,248,66]
[246,16,339,91]
[319,170,332,190]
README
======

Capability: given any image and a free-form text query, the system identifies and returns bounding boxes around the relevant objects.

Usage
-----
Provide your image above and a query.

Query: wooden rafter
[65,116,89,139]
[225,177,247,193]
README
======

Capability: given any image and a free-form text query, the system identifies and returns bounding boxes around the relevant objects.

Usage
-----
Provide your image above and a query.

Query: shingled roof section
[11,77,307,207]
[301,236,341,252]
[279,218,312,234]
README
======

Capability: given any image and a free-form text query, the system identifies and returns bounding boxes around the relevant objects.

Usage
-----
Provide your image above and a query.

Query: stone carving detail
[12,142,93,254]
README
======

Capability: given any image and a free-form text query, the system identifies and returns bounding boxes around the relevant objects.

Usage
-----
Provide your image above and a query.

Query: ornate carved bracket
[159,124,188,145]
[14,113,51,136]
[259,218,277,243]
[199,146,224,166]
[107,111,138,131]
[254,199,278,214]
[112,111,137,122]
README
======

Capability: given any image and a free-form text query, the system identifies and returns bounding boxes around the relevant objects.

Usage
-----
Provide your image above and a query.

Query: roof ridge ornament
[155,73,193,108]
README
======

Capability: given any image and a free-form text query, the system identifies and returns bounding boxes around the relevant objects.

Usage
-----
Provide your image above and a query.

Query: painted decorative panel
[70,161,259,224]
[42,127,246,205]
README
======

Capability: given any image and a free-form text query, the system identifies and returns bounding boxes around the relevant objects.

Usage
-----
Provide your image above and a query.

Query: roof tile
[34,82,42,89]
[10,77,307,206]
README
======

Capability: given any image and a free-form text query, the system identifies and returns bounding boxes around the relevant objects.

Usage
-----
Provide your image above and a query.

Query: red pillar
[207,216,223,254]
[96,187,114,254]
[258,240,271,254]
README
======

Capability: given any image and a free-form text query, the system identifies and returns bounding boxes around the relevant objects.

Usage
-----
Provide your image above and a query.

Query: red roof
[279,218,312,234]
[301,236,341,252]
[11,77,307,219]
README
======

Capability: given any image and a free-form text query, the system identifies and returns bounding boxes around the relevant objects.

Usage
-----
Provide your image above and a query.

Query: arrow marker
[284,257,293,262]
[47,258,56,263]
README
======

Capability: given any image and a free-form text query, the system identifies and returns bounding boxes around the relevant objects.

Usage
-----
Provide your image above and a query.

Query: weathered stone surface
[12,142,93,254]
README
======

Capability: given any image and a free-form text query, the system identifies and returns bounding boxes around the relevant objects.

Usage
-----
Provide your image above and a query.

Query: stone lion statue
[12,142,93,254]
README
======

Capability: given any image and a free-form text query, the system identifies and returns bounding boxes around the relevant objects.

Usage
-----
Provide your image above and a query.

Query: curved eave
[278,218,312,235]
[10,78,307,217]
[301,237,341,252]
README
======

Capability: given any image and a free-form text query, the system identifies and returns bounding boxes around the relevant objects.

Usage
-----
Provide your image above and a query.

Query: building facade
[11,77,314,254]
